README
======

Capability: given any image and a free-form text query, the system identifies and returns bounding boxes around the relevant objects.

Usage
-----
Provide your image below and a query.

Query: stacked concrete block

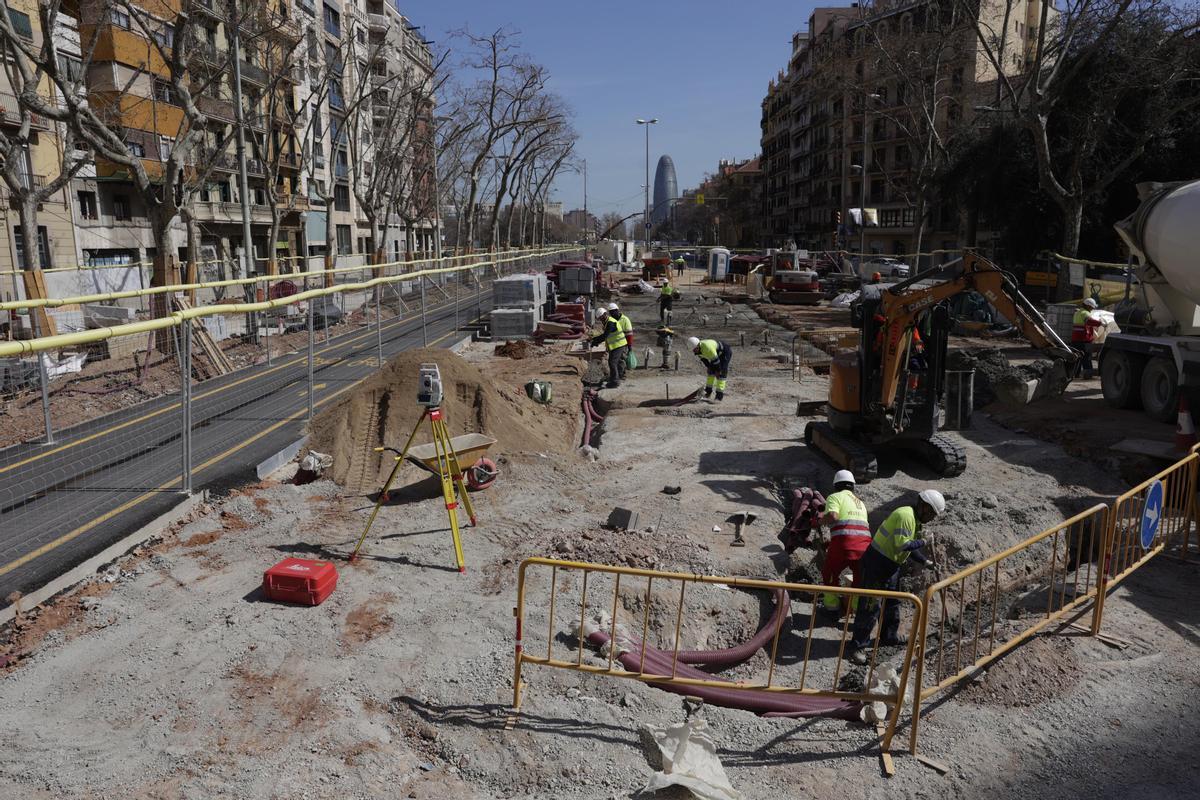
[491,308,538,339]
[558,267,595,295]
[493,274,547,308]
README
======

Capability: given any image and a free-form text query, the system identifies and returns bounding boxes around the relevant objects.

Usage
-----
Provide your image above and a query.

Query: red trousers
[823,535,872,589]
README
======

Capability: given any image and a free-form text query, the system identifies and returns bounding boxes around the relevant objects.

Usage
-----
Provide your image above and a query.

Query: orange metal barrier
[1091,452,1198,632]
[909,503,1109,753]
[512,558,923,756]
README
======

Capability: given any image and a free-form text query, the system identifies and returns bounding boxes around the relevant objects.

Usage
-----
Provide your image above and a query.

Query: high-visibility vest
[871,506,922,564]
[616,313,632,334]
[698,339,725,363]
[661,285,675,297]
[603,317,628,351]
[825,490,870,537]
[1072,308,1094,343]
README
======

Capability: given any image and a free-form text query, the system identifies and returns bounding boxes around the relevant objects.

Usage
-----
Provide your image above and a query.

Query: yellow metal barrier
[908,503,1109,753]
[512,558,923,756]
[1091,453,1198,632]
[790,327,859,379]
[0,248,581,357]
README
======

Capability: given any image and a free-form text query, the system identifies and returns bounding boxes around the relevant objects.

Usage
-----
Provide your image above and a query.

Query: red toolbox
[262,558,338,606]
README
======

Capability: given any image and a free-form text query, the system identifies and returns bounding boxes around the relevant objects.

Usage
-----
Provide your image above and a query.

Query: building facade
[763,0,1049,258]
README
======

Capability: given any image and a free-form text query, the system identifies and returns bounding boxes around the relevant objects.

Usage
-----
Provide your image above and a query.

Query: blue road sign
[1140,479,1163,549]
[645,222,652,230]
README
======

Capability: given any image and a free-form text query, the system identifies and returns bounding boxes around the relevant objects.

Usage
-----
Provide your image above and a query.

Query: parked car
[855,256,910,279]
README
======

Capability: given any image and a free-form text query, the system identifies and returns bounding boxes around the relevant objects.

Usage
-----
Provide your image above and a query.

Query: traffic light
[833,210,842,226]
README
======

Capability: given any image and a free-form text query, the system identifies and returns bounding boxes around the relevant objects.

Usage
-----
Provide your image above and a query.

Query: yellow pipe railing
[0,247,568,312]
[0,248,580,357]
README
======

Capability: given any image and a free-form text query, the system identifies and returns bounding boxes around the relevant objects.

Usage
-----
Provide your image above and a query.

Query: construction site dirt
[1,273,1197,800]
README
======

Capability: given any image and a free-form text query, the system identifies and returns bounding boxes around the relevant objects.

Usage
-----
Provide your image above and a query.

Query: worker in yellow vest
[590,306,629,388]
[849,489,944,664]
[659,280,677,322]
[818,470,871,613]
[687,336,732,401]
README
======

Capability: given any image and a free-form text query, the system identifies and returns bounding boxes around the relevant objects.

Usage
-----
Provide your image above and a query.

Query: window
[880,209,903,228]
[336,224,352,254]
[323,3,340,37]
[329,115,343,145]
[13,226,50,269]
[903,208,916,227]
[329,79,344,110]
[313,179,326,198]
[158,135,174,160]
[333,183,350,211]
[334,148,349,179]
[219,181,231,202]
[153,22,175,48]
[297,0,315,15]
[952,67,964,91]
[895,144,910,164]
[113,195,131,220]
[325,41,343,73]
[128,141,145,157]
[7,9,32,39]
[109,8,130,29]
[253,187,266,205]
[153,79,174,104]
[77,190,97,220]
[58,55,83,83]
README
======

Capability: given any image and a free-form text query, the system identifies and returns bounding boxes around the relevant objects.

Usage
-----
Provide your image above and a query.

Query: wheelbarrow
[379,432,500,496]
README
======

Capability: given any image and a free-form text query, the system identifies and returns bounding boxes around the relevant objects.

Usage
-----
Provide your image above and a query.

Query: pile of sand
[308,348,582,493]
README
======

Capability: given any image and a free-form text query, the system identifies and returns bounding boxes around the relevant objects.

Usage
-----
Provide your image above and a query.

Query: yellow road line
[0,291,472,476]
[0,320,472,579]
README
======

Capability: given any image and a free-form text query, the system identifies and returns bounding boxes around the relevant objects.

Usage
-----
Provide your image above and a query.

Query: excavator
[805,251,1078,481]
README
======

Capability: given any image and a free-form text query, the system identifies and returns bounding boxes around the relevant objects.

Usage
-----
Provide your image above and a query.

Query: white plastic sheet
[640,717,743,800]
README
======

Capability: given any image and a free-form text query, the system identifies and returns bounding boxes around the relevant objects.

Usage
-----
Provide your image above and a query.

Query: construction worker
[659,279,677,322]
[818,470,871,614]
[675,256,686,277]
[1072,297,1101,379]
[590,306,629,388]
[870,272,883,284]
[687,336,732,401]
[849,489,944,664]
[609,302,634,374]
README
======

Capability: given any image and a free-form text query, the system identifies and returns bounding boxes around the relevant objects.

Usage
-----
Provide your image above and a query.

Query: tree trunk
[182,208,200,304]
[464,173,480,253]
[912,197,928,270]
[149,216,178,353]
[324,194,336,287]
[15,193,55,337]
[1055,197,1084,301]
[266,206,281,276]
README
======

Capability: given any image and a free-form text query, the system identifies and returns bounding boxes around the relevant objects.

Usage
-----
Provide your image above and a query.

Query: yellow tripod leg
[429,411,467,572]
[443,431,478,527]
[349,408,429,561]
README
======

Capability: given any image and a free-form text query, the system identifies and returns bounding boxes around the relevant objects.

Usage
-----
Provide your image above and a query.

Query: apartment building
[763,0,1050,258]
[4,0,436,285]
[0,0,81,293]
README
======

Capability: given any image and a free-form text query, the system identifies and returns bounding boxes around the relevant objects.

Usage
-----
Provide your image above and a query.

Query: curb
[256,436,309,481]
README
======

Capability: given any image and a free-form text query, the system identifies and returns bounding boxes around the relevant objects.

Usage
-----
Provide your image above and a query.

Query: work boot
[715,391,724,401]
[849,648,869,666]
[880,635,907,647]
[704,387,712,398]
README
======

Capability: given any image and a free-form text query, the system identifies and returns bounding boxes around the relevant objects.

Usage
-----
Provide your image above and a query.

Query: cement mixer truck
[1102,180,1200,421]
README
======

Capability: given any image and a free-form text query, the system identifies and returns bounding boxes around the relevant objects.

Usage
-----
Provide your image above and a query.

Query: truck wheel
[1100,350,1144,410]
[1140,357,1180,423]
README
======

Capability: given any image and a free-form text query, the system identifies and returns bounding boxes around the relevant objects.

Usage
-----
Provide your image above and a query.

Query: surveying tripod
[350,404,477,572]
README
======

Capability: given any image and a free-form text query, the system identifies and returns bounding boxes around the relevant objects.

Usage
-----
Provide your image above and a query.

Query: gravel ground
[0,287,1196,799]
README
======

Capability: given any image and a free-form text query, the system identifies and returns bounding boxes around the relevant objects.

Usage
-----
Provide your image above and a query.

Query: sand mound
[308,348,582,493]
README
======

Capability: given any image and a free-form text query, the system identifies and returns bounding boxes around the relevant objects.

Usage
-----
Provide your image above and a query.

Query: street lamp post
[636,118,658,257]
[851,164,867,266]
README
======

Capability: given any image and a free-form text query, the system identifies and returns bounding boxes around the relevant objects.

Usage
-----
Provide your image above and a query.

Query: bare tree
[961,0,1200,262]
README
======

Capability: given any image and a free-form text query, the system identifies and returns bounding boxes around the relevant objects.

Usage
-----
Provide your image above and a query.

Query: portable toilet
[708,247,730,281]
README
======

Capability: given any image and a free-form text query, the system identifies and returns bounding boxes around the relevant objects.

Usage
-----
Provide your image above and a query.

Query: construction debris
[639,717,743,800]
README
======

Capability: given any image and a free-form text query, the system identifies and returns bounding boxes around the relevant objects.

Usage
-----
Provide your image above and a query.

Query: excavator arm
[873,252,1077,409]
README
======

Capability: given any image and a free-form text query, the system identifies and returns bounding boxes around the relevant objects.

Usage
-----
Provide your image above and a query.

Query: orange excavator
[805,252,1078,480]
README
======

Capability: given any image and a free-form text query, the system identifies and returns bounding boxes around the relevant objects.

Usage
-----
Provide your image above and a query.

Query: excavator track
[899,433,967,477]
[804,421,879,482]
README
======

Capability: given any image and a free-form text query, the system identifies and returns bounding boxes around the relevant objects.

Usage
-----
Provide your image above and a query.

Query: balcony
[196,94,235,122]
[239,59,269,85]
[191,199,274,224]
[367,12,388,32]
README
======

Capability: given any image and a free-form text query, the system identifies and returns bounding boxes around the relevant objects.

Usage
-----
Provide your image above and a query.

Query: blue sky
[411,1,814,220]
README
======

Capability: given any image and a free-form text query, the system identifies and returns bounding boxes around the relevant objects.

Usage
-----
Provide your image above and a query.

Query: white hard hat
[687,336,700,349]
[1083,297,1098,309]
[918,489,946,516]
[607,302,620,311]
[833,469,856,486]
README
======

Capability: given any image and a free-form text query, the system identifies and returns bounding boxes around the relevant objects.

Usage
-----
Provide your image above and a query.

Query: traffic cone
[1174,395,1197,453]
